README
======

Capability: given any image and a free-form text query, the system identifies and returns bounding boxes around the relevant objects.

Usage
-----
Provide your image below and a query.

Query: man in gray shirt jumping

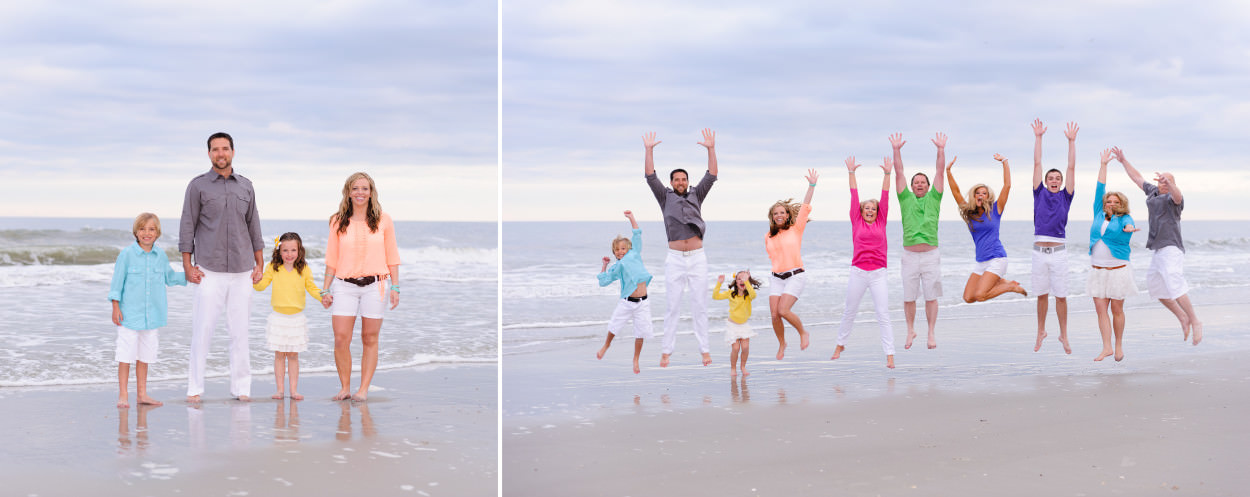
[180,132,265,403]
[643,128,718,367]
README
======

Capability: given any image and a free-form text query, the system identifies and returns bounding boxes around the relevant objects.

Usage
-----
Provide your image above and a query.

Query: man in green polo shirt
[891,132,949,350]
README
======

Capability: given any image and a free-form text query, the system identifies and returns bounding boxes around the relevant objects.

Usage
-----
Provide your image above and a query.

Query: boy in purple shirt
[1030,120,1077,354]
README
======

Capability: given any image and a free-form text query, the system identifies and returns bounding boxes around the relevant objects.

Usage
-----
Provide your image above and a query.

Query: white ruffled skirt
[1086,265,1137,300]
[265,311,309,353]
[723,319,758,345]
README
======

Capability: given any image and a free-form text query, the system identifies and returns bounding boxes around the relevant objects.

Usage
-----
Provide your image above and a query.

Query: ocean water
[503,218,1250,353]
[0,217,497,387]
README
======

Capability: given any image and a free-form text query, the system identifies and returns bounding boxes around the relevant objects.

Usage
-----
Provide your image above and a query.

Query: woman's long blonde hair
[768,199,801,237]
[332,172,383,234]
[1102,191,1130,220]
[959,183,996,223]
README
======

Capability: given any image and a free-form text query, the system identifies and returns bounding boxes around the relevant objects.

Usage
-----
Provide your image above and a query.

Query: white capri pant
[901,249,942,302]
[1030,246,1069,298]
[663,248,710,354]
[769,269,807,298]
[330,278,388,319]
[1147,246,1190,300]
[607,297,655,339]
[836,266,895,356]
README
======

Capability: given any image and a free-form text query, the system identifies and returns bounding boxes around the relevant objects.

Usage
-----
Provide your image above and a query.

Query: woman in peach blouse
[322,172,401,402]
[764,169,818,360]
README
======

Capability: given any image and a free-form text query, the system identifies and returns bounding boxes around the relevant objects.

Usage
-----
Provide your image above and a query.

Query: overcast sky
[0,0,497,222]
[503,0,1250,221]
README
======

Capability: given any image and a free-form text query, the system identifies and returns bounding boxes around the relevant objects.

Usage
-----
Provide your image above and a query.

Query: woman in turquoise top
[1088,149,1139,362]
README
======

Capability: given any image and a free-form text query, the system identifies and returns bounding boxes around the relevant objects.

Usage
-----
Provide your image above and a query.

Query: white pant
[662,249,710,354]
[187,269,253,398]
[1030,247,1069,297]
[836,266,895,356]
[1147,246,1189,300]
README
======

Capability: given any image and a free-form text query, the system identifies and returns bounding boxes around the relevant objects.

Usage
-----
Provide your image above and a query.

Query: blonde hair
[959,184,997,223]
[611,235,632,253]
[860,198,879,216]
[331,172,383,234]
[768,199,802,237]
[1103,191,1131,220]
[132,212,161,240]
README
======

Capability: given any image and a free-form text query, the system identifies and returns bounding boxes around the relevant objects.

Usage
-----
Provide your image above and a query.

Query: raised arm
[994,154,1011,215]
[698,128,717,176]
[643,132,661,177]
[890,133,906,192]
[802,169,818,205]
[945,156,965,207]
[931,132,946,193]
[1111,147,1146,189]
[845,156,861,191]
[624,209,638,229]
[1156,173,1183,205]
[879,157,892,191]
[1063,122,1078,194]
[1098,148,1111,184]
[1032,119,1046,188]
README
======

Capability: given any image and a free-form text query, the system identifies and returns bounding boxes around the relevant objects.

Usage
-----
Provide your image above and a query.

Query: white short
[901,250,942,302]
[1086,265,1137,300]
[723,319,757,345]
[330,278,388,319]
[115,326,158,364]
[607,297,654,339]
[769,269,807,298]
[973,257,1008,277]
[1030,246,1069,298]
[1147,246,1190,300]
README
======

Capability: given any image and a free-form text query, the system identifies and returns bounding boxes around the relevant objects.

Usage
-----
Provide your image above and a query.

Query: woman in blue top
[1088,149,1139,362]
[947,154,1028,303]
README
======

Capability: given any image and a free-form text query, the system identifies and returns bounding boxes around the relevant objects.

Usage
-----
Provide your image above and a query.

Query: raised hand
[1154,172,1171,188]
[1100,148,1112,165]
[717,274,725,284]
[844,156,861,172]
[948,156,957,169]
[1123,224,1140,233]
[1064,122,1079,140]
[623,210,634,219]
[994,153,1008,163]
[804,169,819,185]
[602,256,611,266]
[1110,147,1126,163]
[889,133,906,149]
[931,132,947,149]
[880,157,893,174]
[643,132,661,149]
[1032,119,1047,136]
[697,128,716,149]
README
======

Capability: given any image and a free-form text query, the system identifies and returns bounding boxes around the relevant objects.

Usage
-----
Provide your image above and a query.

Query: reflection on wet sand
[335,401,376,441]
[117,404,158,456]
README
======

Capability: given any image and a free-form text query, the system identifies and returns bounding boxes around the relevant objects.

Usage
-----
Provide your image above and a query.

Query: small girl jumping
[713,270,760,377]
[253,232,324,400]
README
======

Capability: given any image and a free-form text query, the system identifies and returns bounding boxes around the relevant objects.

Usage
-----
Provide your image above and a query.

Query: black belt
[341,275,378,287]
[772,268,805,280]
[626,295,648,303]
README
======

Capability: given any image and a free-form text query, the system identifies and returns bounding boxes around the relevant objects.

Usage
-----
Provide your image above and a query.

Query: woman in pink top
[831,156,896,368]
[765,169,819,360]
[322,172,401,402]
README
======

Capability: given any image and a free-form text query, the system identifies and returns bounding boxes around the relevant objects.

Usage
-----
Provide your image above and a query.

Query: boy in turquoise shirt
[596,210,653,374]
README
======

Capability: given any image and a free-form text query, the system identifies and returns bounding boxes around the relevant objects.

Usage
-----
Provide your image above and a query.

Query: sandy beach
[504,299,1249,496]
[1,364,496,497]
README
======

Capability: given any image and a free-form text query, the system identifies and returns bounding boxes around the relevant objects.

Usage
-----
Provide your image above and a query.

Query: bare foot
[1094,349,1113,361]
[351,392,368,402]
[633,360,640,374]
[596,347,607,360]
[660,353,670,368]
[1034,330,1047,352]
[272,392,284,400]
[136,395,163,406]
[1191,321,1203,345]
[831,344,844,360]
[776,342,786,360]
[886,355,895,369]
[236,395,250,402]
[741,366,749,377]
[1059,334,1071,354]
[1182,318,1191,342]
[1011,281,1027,296]
[927,331,937,349]
[291,392,304,401]
[701,352,712,366]
[185,395,201,404]
[904,331,916,350]
[332,389,352,401]
[117,397,129,408]
[731,367,737,378]
[799,331,810,350]
[1114,350,1124,362]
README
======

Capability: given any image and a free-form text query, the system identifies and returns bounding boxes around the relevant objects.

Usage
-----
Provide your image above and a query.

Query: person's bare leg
[632,338,643,374]
[1157,297,1190,341]
[886,354,895,369]
[973,273,1026,302]
[903,301,917,349]
[289,354,303,400]
[331,315,356,400]
[1055,297,1070,354]
[831,344,845,360]
[777,294,809,351]
[597,332,614,360]
[925,299,938,349]
[1035,295,1049,352]
[352,317,382,402]
[117,362,130,408]
[740,338,750,377]
[272,352,285,399]
[1176,295,1202,345]
[769,295,786,359]
[135,361,162,406]
[729,340,740,377]
[1093,298,1114,361]
[961,274,980,303]
[1111,299,1126,361]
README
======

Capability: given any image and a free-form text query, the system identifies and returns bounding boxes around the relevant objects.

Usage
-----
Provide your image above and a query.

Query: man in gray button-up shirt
[643,128,718,368]
[180,132,264,403]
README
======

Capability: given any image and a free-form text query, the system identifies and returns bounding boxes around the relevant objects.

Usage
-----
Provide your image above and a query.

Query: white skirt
[265,311,309,353]
[1086,265,1137,300]
[723,319,758,345]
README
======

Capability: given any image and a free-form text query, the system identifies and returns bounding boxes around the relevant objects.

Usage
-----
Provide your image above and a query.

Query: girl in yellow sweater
[713,270,761,377]
[254,232,325,400]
